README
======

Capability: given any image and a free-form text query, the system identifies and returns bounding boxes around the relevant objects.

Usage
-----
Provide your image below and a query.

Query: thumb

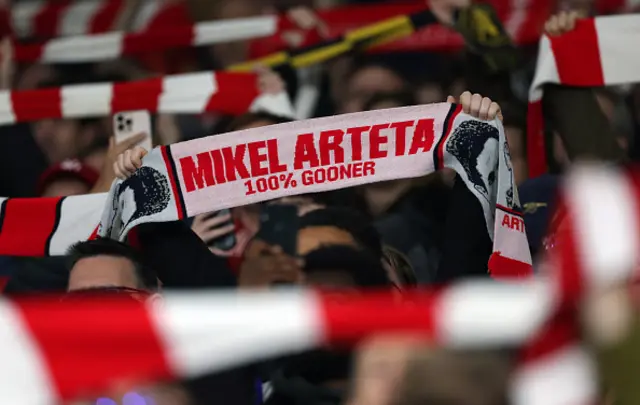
[446,95,456,104]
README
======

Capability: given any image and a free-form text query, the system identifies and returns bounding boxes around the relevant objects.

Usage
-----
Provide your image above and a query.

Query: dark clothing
[519,174,559,257]
[0,124,48,197]
[135,220,237,288]
[375,174,493,284]
[3,257,68,294]
[543,84,625,164]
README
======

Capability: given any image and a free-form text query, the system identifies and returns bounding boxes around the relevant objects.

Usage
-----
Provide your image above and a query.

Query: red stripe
[123,25,196,56]
[319,290,441,345]
[14,296,173,400]
[519,311,578,363]
[0,197,60,256]
[549,19,605,87]
[488,253,533,279]
[437,104,462,169]
[12,41,45,63]
[555,201,585,305]
[205,72,259,115]
[111,77,162,113]
[89,0,124,33]
[32,0,72,38]
[161,146,185,220]
[11,88,62,122]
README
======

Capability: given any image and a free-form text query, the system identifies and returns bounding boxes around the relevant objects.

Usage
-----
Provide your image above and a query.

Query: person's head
[37,159,99,197]
[226,111,294,132]
[340,61,406,113]
[363,91,418,111]
[303,245,391,289]
[298,207,383,258]
[66,238,158,293]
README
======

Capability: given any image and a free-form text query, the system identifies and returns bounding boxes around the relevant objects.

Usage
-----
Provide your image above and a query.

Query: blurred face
[341,66,405,113]
[68,255,139,291]
[32,119,80,163]
[40,178,90,197]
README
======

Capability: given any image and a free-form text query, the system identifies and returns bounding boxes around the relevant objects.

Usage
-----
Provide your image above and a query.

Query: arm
[542,85,625,162]
[135,221,237,288]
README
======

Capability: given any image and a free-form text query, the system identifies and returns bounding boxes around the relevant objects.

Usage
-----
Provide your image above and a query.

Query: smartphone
[113,110,153,151]
[256,204,299,256]
[207,209,237,251]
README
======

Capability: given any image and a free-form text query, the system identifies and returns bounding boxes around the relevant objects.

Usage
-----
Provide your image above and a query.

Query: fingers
[113,146,147,180]
[459,91,472,113]
[469,93,483,118]
[115,133,148,151]
[458,91,502,121]
[199,223,236,243]
[545,10,582,36]
[488,101,503,122]
[446,95,456,104]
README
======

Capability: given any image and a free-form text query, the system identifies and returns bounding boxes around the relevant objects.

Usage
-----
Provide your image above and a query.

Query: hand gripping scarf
[0,103,531,278]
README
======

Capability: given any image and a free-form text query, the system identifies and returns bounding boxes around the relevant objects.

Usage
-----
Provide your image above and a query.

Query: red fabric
[549,19,604,87]
[319,290,442,345]
[31,0,72,39]
[14,296,173,400]
[11,88,63,122]
[0,197,61,257]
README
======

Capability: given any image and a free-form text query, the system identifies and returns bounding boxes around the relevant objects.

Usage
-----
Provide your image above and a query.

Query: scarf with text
[0,103,531,278]
[527,14,640,178]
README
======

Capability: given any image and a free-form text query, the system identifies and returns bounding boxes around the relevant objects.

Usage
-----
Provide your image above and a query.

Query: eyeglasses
[62,286,150,302]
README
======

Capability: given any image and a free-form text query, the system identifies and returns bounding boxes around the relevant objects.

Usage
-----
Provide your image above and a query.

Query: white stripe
[43,31,124,63]
[504,0,529,39]
[0,301,58,405]
[158,72,217,113]
[510,345,597,405]
[595,15,640,85]
[0,91,16,125]
[151,290,324,377]
[438,279,554,347]
[565,165,640,289]
[61,83,114,118]
[11,0,44,38]
[132,0,162,32]
[59,0,102,36]
[529,35,560,101]
[48,193,106,256]
[194,16,278,46]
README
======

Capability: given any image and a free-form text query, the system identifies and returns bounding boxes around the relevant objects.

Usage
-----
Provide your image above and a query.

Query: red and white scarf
[0,103,531,278]
[8,1,549,56]
[527,14,640,178]
[0,71,300,125]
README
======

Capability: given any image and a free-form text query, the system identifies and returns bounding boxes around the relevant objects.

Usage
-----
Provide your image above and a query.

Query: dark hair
[225,112,294,133]
[363,91,418,111]
[382,245,418,287]
[300,207,383,258]
[303,245,391,287]
[67,238,157,289]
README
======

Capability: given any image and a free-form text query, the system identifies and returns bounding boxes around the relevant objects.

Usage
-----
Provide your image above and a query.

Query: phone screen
[256,204,299,256]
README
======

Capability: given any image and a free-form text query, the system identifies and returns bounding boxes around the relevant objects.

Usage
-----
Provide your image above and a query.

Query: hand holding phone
[191,210,237,256]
